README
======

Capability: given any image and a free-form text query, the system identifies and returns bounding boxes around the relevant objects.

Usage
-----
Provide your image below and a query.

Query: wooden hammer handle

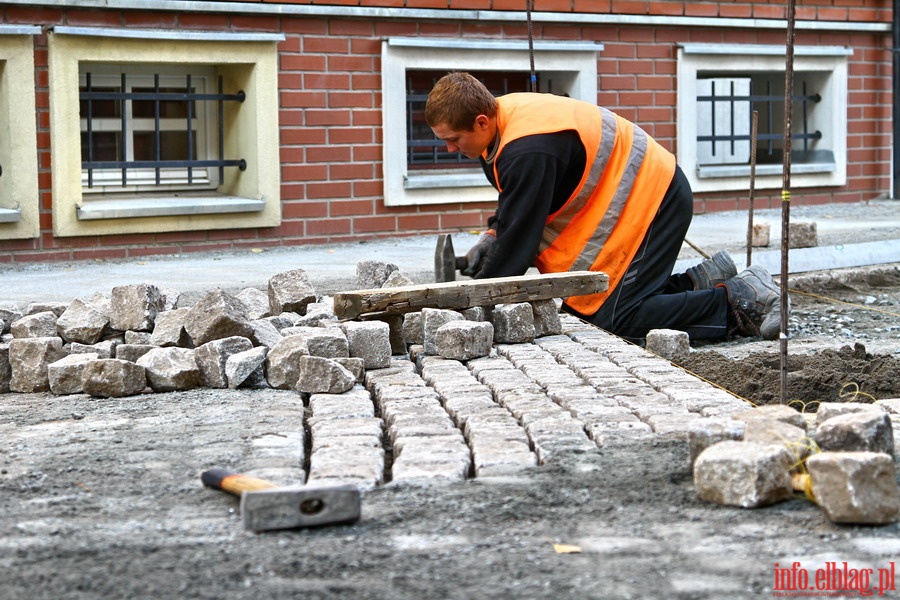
[201,467,278,496]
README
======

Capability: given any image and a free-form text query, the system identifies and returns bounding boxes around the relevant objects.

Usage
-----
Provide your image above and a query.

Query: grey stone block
[807,451,899,524]
[9,337,66,393]
[26,302,67,317]
[815,410,895,458]
[341,321,391,369]
[137,347,203,392]
[402,312,423,346]
[248,318,283,349]
[645,328,690,361]
[789,221,817,248]
[382,270,413,288]
[435,320,494,361]
[81,358,147,398]
[490,303,535,344]
[295,355,359,394]
[422,308,464,355]
[733,404,808,432]
[184,289,255,347]
[11,311,58,339]
[815,401,886,427]
[70,339,118,359]
[109,284,165,332]
[115,343,157,363]
[268,269,317,316]
[48,353,99,395]
[742,418,810,462]
[226,346,269,389]
[693,440,793,508]
[265,335,310,389]
[56,298,109,344]
[0,307,23,332]
[194,336,254,388]
[356,260,398,289]
[236,287,271,320]
[687,417,746,467]
[150,307,192,347]
[531,299,562,337]
[0,343,9,393]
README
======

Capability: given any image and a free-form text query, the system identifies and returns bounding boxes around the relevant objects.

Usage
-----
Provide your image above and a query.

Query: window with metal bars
[405,69,535,171]
[696,72,826,168]
[79,64,246,194]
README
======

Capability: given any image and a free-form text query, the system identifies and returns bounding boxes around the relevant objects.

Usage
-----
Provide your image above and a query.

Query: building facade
[0,0,892,263]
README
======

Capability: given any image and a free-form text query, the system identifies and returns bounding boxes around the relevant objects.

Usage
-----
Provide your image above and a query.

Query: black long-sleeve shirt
[477,130,587,278]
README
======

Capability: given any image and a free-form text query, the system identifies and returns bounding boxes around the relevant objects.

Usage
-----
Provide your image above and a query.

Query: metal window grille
[697,77,822,164]
[80,72,246,188]
[405,70,535,170]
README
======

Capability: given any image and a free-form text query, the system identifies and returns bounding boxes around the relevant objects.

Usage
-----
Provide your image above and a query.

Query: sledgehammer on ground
[201,468,361,532]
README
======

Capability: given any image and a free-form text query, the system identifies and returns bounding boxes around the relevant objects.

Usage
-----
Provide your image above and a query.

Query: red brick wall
[0,2,892,263]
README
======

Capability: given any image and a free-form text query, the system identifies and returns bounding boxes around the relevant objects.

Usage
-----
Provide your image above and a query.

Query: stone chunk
[248,319,283,349]
[11,311,58,339]
[81,358,147,398]
[435,320,494,361]
[383,270,413,288]
[9,337,67,393]
[402,312,423,346]
[814,410,895,458]
[236,287,271,320]
[150,307,192,347]
[265,335,310,389]
[70,339,118,359]
[789,221,817,249]
[742,418,811,463]
[751,222,770,247]
[687,417,746,466]
[268,269,317,316]
[806,451,899,525]
[109,284,165,332]
[295,355,357,394]
[815,402,885,427]
[693,440,793,508]
[0,306,23,332]
[0,343,9,393]
[422,308,464,355]
[56,298,109,344]
[645,328,690,362]
[226,346,268,389]
[293,327,350,359]
[115,344,157,363]
[137,347,203,392]
[733,404,808,432]
[490,302,535,344]
[184,289,255,346]
[341,321,391,369]
[356,260,398,289]
[531,299,561,337]
[194,336,254,388]
[27,301,67,317]
[48,353,99,395]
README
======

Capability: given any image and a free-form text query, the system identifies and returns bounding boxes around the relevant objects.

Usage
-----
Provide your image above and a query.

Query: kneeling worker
[425,72,784,342]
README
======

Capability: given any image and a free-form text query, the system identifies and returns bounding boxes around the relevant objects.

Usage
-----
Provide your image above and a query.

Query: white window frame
[48,27,283,237]
[80,64,218,194]
[677,43,852,194]
[381,38,604,207]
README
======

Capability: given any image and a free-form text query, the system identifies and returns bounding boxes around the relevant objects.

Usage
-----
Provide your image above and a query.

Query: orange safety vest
[490,93,676,314]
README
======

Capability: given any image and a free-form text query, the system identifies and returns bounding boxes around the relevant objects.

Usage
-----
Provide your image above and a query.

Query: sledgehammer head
[201,467,361,532]
[240,482,361,532]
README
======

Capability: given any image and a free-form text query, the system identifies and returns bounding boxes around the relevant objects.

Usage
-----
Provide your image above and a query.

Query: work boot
[718,265,782,340]
[686,250,738,290]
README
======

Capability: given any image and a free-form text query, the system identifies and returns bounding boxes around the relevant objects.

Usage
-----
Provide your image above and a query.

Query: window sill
[0,207,21,223]
[76,196,265,220]
[404,171,490,190]
[698,162,836,179]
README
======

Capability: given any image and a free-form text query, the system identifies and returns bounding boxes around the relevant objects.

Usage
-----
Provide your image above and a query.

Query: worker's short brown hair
[425,72,498,131]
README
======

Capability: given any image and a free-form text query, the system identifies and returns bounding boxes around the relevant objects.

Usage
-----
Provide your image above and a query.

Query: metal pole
[780,0,797,404]
[526,0,536,92]
[893,0,900,199]
[746,110,759,267]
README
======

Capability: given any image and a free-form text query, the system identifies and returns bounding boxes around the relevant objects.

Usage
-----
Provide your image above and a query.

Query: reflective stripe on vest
[491,94,675,314]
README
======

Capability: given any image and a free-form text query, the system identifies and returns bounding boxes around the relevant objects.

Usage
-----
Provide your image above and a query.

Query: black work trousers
[564,166,729,342]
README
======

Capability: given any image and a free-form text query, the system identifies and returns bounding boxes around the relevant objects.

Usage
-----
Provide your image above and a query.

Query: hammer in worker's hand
[434,233,467,282]
[201,467,361,532]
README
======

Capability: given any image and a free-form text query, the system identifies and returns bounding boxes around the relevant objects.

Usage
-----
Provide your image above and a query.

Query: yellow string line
[788,288,900,318]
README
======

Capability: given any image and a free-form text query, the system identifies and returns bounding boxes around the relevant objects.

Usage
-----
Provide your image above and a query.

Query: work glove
[460,231,496,277]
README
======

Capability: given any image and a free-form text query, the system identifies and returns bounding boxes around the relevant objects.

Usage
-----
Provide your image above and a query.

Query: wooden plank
[332,271,609,320]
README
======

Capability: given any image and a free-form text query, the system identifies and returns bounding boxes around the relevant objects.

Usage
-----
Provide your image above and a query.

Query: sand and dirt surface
[2,258,899,600]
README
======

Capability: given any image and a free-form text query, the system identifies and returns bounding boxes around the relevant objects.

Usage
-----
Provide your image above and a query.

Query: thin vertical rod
[746,110,759,268]
[780,0,797,405]
[526,0,536,92]
[120,72,128,187]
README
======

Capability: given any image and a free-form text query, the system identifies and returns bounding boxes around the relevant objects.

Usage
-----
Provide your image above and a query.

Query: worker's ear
[473,114,490,131]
